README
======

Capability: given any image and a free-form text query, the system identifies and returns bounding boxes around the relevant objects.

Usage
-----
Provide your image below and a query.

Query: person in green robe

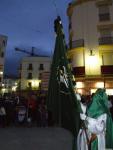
[78,88,113,150]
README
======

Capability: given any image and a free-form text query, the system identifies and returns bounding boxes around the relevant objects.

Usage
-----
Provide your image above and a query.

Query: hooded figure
[86,88,113,150]
[76,93,89,150]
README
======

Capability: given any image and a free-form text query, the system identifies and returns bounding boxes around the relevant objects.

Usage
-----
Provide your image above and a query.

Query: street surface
[0,127,72,150]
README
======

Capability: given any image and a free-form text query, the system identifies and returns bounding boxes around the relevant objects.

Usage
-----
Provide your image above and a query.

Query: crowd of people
[1,89,113,150]
[0,93,48,128]
[0,91,113,130]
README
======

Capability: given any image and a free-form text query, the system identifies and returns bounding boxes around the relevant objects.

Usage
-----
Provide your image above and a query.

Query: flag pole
[58,81,62,126]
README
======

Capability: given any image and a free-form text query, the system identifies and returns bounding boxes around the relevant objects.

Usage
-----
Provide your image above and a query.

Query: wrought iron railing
[72,39,84,48]
[99,37,113,45]
[99,13,110,21]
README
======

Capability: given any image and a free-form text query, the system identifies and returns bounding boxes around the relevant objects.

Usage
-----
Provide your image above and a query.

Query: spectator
[27,95,37,125]
[0,101,6,127]
[37,99,48,127]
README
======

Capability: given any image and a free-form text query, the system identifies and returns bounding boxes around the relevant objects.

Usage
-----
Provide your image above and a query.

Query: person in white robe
[76,89,113,150]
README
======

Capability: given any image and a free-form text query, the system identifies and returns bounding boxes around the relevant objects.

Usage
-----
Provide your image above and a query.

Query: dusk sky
[0,0,71,75]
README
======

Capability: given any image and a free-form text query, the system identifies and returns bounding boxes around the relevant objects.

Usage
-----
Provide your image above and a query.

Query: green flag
[47,16,81,150]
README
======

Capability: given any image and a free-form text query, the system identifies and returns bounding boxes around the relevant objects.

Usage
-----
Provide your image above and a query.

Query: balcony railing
[72,39,84,48]
[99,37,113,45]
[73,66,85,77]
[99,13,110,21]
[101,65,113,75]
[96,0,112,6]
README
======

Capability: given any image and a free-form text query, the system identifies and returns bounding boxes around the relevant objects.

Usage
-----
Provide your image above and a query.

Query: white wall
[71,1,104,75]
[20,56,51,89]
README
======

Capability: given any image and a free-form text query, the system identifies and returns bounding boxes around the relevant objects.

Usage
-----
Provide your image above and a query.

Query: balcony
[101,65,113,75]
[72,39,84,48]
[99,13,110,21]
[73,66,85,77]
[96,0,112,6]
[99,37,113,45]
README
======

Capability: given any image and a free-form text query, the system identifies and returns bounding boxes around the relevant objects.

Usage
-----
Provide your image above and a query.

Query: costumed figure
[77,88,113,150]
[76,92,89,150]
[17,105,26,124]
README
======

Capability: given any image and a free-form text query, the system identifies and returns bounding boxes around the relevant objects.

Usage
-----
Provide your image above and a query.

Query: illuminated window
[95,82,104,88]
[106,89,113,95]
[76,82,84,88]
[28,82,32,88]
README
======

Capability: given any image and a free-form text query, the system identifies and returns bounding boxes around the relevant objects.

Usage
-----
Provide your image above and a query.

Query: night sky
[0,0,71,76]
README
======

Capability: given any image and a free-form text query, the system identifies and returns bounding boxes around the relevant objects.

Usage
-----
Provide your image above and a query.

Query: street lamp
[89,49,95,56]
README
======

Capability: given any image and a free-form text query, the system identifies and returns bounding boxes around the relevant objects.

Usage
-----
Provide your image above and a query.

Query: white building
[2,76,19,94]
[67,0,113,95]
[19,56,51,90]
[0,34,8,88]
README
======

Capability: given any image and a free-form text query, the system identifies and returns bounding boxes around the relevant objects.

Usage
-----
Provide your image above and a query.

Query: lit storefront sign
[76,82,84,94]
[95,82,104,88]
[106,89,113,95]
[76,82,84,88]
[27,79,41,89]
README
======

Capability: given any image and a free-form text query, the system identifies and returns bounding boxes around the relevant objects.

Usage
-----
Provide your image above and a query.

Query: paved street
[0,127,73,150]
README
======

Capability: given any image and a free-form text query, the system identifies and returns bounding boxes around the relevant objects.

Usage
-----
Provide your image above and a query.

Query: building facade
[2,76,19,94]
[0,34,8,89]
[67,0,113,95]
[19,56,51,90]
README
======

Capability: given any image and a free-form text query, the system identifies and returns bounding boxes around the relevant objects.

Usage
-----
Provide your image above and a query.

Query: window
[28,63,33,70]
[39,73,42,79]
[1,52,4,57]
[39,64,44,70]
[99,13,110,21]
[28,82,32,89]
[99,5,109,14]
[27,73,32,79]
[0,48,4,57]
[2,40,6,47]
[98,5,110,21]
